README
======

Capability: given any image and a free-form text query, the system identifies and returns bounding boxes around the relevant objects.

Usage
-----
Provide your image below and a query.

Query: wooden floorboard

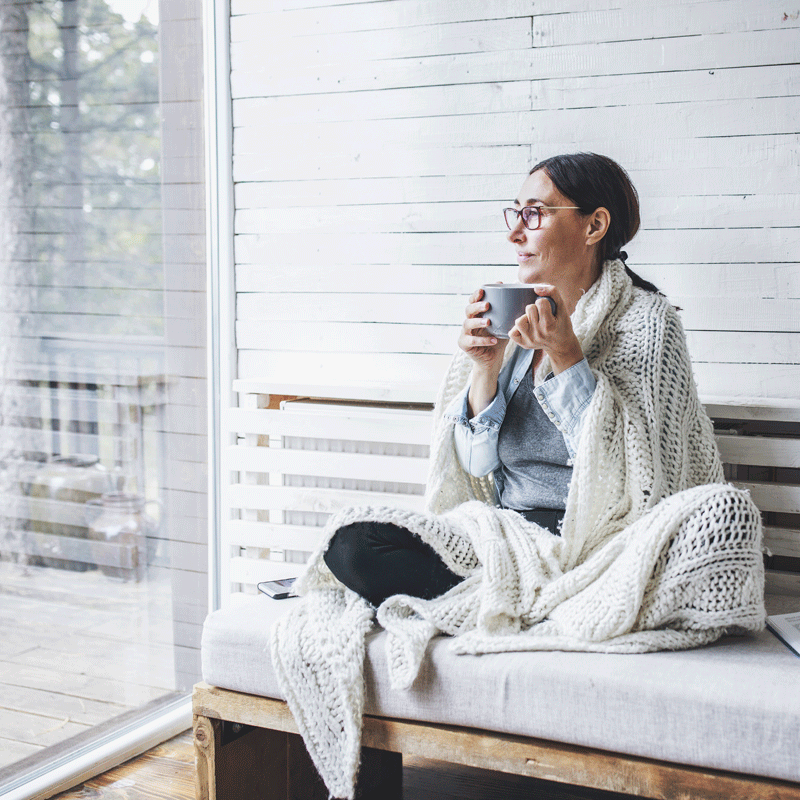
[0,561,180,771]
[52,729,635,800]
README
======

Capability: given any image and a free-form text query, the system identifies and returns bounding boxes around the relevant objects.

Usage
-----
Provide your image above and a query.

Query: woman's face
[508,169,601,290]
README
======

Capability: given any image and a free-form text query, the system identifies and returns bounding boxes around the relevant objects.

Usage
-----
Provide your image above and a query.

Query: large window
[0,0,207,789]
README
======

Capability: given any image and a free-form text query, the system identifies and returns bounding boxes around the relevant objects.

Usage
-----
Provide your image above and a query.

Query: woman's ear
[586,207,610,246]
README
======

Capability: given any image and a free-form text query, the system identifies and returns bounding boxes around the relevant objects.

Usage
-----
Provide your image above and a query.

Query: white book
[766,611,800,658]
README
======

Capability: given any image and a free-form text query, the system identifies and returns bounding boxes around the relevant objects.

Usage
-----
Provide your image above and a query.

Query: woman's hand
[508,284,584,374]
[458,287,509,374]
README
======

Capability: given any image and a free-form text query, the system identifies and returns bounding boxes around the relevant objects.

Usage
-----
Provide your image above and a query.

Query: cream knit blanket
[271,260,765,799]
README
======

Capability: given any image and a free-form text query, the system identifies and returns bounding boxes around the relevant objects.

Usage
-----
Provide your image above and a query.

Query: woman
[273,154,764,800]
[322,153,671,606]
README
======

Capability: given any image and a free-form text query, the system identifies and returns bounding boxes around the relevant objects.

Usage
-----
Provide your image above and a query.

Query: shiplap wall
[229,0,800,403]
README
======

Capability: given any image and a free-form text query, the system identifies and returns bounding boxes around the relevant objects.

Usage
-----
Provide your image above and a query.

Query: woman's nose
[507,220,525,244]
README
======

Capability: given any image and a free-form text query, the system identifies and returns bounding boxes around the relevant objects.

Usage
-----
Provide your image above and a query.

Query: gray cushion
[201,593,800,784]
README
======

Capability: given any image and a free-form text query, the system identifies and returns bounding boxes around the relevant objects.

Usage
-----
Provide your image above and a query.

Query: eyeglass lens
[504,207,541,230]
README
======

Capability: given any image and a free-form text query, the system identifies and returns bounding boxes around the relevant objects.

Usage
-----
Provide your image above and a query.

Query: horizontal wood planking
[232,145,528,184]
[227,445,429,484]
[235,261,800,298]
[734,481,800,515]
[235,311,799,350]
[765,526,800,559]
[532,1,800,47]
[228,556,309,584]
[232,81,533,121]
[226,483,427,514]
[230,0,800,403]
[231,0,537,31]
[765,570,800,597]
[230,0,646,16]
[231,64,800,110]
[225,520,325,551]
[236,321,457,354]
[232,159,798,208]
[230,0,797,36]
[231,16,532,60]
[237,295,799,360]
[233,230,800,267]
[704,403,800,422]
[531,65,800,111]
[235,195,800,234]
[231,28,800,94]
[224,401,798,596]
[228,406,432,444]
[234,351,800,404]
[232,97,800,148]
[716,434,800,469]
[690,365,800,403]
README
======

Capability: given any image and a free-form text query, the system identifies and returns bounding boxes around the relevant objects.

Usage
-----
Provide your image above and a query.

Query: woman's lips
[516,251,535,262]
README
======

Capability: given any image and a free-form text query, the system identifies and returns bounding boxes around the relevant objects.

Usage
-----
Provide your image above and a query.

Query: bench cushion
[201,593,800,784]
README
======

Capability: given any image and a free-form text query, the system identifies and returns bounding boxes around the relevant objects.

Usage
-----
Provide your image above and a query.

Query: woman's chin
[517,266,545,284]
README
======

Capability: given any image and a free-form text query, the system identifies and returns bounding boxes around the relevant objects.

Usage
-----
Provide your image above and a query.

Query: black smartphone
[257,577,297,599]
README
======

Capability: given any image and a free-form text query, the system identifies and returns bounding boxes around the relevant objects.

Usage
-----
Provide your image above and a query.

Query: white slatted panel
[231,0,800,403]
[223,396,799,599]
[225,398,431,593]
[712,406,800,594]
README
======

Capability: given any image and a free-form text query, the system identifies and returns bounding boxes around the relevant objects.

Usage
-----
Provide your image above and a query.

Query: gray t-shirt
[497,368,572,511]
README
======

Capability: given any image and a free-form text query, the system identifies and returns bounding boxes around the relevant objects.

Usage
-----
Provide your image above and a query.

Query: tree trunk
[60,0,85,287]
[0,0,34,553]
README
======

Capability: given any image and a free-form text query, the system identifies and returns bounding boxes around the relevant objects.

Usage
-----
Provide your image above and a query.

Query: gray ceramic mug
[479,284,557,339]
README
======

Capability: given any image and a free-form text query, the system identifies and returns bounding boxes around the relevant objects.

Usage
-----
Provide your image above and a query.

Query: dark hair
[530,152,660,294]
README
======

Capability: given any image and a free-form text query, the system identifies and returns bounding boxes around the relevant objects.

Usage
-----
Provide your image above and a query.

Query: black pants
[322,509,563,608]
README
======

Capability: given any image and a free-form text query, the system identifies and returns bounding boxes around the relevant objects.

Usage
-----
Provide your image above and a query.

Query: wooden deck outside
[0,560,181,771]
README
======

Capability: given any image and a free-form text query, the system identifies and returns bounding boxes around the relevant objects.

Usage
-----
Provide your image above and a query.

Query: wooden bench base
[192,682,800,800]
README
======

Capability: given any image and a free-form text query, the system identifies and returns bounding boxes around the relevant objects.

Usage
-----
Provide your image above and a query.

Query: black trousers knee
[322,521,462,608]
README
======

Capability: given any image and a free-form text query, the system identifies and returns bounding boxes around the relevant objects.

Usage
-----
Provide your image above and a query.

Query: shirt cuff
[442,385,472,427]
[533,358,596,460]
[444,384,504,477]
[443,383,507,433]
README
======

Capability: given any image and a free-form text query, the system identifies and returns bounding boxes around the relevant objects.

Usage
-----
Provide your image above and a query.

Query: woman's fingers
[466,299,490,318]
[459,317,498,350]
[467,335,498,347]
[464,319,497,344]
[468,316,491,330]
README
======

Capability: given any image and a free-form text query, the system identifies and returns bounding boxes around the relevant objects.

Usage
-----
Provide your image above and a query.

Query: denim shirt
[442,347,596,501]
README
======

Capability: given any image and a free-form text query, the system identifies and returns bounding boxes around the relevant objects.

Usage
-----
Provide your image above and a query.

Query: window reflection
[0,0,206,779]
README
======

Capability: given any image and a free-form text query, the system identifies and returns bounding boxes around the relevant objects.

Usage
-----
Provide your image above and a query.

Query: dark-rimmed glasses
[503,205,580,231]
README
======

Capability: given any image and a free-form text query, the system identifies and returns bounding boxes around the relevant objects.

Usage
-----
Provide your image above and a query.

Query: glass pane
[0,0,206,779]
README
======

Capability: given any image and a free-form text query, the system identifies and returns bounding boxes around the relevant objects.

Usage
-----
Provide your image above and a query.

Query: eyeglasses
[503,205,580,231]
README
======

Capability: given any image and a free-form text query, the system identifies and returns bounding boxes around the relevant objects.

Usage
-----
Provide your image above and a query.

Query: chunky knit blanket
[271,259,765,799]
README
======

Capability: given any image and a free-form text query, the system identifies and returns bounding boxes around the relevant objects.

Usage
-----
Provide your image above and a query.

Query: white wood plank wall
[229,0,799,402]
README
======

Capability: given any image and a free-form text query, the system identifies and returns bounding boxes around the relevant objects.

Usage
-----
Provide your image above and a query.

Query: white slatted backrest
[224,398,432,593]
[222,395,800,603]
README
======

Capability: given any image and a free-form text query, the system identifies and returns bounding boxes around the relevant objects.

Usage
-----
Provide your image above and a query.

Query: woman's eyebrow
[514,198,543,206]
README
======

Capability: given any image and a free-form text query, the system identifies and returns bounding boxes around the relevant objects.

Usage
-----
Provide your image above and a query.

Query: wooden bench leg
[194,714,288,800]
[195,713,402,800]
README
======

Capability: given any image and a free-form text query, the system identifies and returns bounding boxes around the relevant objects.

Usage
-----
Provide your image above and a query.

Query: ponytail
[614,250,661,294]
